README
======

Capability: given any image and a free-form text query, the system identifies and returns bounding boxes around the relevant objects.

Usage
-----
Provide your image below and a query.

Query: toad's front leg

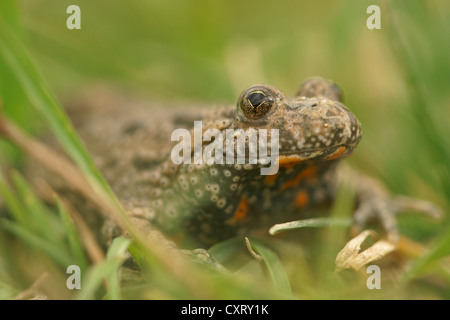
[338,166,443,244]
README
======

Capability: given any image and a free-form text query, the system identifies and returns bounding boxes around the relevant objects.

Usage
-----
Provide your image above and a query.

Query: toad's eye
[247,91,267,108]
[238,85,279,120]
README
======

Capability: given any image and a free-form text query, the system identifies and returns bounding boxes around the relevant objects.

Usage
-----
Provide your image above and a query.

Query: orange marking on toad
[230,196,249,224]
[264,173,278,185]
[278,156,303,170]
[280,165,317,191]
[295,190,309,208]
[264,156,303,185]
[326,146,346,160]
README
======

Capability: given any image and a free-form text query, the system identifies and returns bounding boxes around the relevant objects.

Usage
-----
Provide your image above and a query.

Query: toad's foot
[352,194,443,243]
[349,172,443,243]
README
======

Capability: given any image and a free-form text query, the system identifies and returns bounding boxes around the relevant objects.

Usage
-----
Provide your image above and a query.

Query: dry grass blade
[12,272,48,300]
[244,237,262,261]
[30,176,106,265]
[335,230,396,272]
[58,197,105,264]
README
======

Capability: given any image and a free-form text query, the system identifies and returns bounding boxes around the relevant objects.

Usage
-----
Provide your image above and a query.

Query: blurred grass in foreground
[0,0,449,299]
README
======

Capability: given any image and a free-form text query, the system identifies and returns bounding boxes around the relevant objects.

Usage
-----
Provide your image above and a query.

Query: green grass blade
[402,223,450,284]
[0,170,88,271]
[0,173,30,229]
[105,237,132,260]
[247,239,292,296]
[207,237,242,264]
[55,198,89,270]
[269,217,352,235]
[76,260,118,300]
[1,219,72,267]
[105,237,132,300]
[10,171,63,241]
[78,237,131,300]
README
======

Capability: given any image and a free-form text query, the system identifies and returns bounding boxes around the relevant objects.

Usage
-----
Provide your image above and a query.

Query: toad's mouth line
[278,145,348,162]
[279,144,352,159]
[225,144,352,164]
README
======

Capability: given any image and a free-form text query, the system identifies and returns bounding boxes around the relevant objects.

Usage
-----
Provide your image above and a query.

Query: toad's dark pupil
[248,92,266,108]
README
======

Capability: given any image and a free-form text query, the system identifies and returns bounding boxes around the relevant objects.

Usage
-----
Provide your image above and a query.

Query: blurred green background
[0,0,449,299]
